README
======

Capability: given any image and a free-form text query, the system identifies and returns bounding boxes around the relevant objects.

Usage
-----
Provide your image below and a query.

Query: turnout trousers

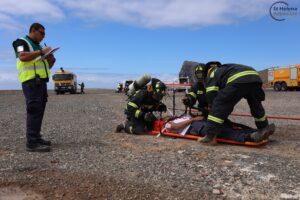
[206,83,268,137]
[124,118,154,135]
[22,79,48,145]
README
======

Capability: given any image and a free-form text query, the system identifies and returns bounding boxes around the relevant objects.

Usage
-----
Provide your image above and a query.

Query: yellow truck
[52,68,77,94]
[268,64,300,91]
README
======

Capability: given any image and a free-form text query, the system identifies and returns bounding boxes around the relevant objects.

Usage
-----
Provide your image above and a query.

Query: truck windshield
[53,74,73,81]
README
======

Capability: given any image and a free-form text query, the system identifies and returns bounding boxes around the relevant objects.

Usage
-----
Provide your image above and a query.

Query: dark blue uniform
[189,120,255,142]
[13,38,49,146]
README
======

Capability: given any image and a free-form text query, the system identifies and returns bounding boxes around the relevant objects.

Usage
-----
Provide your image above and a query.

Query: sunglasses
[37,30,45,36]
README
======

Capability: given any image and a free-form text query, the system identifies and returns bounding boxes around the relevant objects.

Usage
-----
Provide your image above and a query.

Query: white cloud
[0,13,23,31]
[0,0,275,31]
[59,0,274,28]
[0,0,64,32]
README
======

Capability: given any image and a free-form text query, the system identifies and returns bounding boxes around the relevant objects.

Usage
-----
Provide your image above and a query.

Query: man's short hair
[29,23,45,33]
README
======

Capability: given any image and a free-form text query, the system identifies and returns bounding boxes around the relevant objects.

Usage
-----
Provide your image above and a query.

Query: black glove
[182,96,192,107]
[199,107,209,119]
[157,103,167,112]
[144,112,156,122]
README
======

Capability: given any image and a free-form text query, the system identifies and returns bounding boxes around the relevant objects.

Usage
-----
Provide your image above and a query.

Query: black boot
[265,123,276,138]
[198,134,217,145]
[114,124,125,133]
[26,143,51,152]
[250,123,276,142]
[37,138,51,146]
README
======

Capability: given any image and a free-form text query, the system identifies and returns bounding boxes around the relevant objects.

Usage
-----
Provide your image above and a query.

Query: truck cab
[52,69,77,94]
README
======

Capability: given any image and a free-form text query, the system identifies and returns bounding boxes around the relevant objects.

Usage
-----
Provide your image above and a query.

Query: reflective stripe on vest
[18,65,46,73]
[255,115,267,122]
[206,86,219,93]
[16,37,50,83]
[188,92,196,99]
[135,110,141,118]
[207,115,224,124]
[197,90,203,95]
[226,70,258,84]
[19,38,34,52]
[128,102,139,109]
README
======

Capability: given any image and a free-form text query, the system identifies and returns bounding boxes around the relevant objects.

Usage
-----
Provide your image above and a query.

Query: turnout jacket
[187,81,208,110]
[205,64,262,105]
[125,89,162,119]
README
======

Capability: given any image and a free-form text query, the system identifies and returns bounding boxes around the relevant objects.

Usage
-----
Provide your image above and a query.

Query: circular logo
[270,1,288,21]
[269,1,298,21]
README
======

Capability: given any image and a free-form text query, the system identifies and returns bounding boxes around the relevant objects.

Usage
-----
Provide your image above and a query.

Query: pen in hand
[44,43,51,49]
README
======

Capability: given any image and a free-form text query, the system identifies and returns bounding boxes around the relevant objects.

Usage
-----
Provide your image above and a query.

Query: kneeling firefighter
[115,77,167,134]
[182,64,208,118]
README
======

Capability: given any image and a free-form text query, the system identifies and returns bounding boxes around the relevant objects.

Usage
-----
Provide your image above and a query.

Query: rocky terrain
[0,89,299,200]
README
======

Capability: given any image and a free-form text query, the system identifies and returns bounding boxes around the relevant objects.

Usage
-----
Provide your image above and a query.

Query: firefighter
[182,64,208,117]
[115,79,167,134]
[199,62,275,145]
[12,23,56,152]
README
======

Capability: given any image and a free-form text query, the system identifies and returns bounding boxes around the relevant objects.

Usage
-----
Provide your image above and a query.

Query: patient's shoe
[114,124,125,133]
[198,134,217,145]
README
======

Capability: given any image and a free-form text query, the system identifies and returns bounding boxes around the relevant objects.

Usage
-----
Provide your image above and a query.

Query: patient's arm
[166,116,203,131]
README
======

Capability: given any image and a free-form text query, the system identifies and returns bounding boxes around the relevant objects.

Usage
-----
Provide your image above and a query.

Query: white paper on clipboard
[37,47,60,60]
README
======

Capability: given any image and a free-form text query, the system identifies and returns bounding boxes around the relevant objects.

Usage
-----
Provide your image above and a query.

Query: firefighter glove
[144,112,156,122]
[157,103,167,112]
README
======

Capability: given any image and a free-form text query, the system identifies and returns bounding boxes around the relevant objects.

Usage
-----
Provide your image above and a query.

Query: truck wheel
[56,91,59,95]
[281,82,288,91]
[274,83,281,91]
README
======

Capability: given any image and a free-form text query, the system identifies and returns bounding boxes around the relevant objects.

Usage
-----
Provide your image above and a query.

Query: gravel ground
[0,89,299,200]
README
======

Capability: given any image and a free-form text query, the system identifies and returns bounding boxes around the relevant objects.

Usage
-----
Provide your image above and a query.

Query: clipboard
[37,47,60,61]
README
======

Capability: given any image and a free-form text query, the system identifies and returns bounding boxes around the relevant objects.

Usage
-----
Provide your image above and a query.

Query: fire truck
[268,64,300,91]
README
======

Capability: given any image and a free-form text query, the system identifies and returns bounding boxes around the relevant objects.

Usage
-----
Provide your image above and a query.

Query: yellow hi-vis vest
[16,36,50,83]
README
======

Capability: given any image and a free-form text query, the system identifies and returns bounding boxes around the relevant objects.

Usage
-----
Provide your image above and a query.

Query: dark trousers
[124,118,154,134]
[206,83,268,136]
[190,120,255,142]
[22,79,48,144]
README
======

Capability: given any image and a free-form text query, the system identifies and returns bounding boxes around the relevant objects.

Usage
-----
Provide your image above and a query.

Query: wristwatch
[39,49,44,56]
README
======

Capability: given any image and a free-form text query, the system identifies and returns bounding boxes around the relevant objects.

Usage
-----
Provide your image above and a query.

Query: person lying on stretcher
[161,115,275,143]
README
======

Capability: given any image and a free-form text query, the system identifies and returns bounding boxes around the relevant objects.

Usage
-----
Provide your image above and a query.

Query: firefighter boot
[250,123,276,142]
[114,123,125,133]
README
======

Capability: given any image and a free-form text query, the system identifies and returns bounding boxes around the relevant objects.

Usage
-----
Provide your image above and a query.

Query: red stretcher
[149,120,268,147]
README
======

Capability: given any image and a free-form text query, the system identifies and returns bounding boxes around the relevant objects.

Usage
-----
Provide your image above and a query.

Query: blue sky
[0,0,299,89]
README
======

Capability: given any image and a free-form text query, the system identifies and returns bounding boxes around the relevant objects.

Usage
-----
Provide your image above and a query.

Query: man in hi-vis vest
[12,23,56,152]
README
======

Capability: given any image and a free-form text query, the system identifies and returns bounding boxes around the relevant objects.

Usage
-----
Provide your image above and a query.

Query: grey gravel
[0,89,299,200]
